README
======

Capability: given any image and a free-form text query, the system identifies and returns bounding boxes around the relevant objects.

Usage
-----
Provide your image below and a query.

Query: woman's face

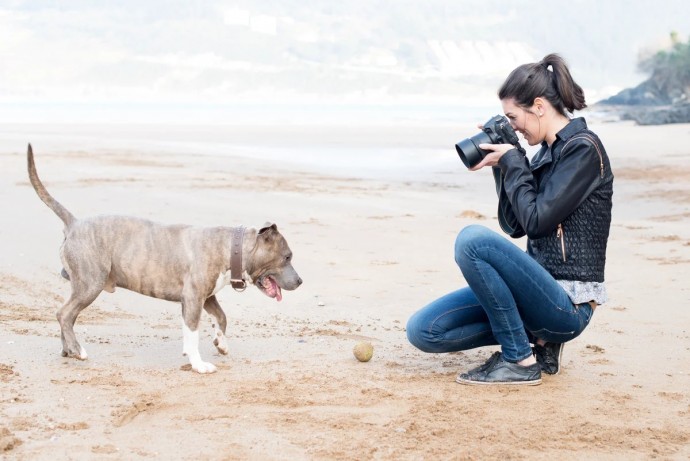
[501,98,542,146]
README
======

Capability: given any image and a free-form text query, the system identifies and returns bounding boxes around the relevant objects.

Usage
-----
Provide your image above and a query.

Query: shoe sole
[455,376,542,386]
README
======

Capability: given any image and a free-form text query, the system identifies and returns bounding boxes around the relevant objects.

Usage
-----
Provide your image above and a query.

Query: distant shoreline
[0,100,501,126]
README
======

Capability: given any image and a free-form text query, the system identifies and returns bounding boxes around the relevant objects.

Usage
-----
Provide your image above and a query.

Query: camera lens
[455,131,492,169]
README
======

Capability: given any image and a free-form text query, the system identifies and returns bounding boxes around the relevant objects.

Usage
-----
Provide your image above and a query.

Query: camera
[455,115,521,169]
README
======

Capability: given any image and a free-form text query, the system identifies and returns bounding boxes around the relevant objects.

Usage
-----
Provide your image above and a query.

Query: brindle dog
[27,144,302,373]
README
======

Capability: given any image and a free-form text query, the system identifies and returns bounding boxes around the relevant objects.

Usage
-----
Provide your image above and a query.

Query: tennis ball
[353,341,374,362]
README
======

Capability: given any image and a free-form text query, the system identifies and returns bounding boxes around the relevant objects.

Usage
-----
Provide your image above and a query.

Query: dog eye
[285,255,292,262]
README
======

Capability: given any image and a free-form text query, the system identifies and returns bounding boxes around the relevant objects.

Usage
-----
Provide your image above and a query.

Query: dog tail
[27,144,76,227]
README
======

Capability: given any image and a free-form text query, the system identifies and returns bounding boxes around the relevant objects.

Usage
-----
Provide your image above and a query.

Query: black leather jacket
[493,117,613,282]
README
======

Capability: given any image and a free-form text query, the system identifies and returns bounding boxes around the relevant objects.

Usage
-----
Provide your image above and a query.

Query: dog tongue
[267,277,282,302]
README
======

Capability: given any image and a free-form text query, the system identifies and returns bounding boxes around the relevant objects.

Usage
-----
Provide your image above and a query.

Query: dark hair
[498,53,587,115]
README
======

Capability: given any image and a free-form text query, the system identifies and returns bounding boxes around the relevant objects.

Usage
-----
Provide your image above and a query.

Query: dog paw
[214,342,229,355]
[191,361,217,374]
[62,347,88,360]
[213,334,229,355]
[77,347,88,360]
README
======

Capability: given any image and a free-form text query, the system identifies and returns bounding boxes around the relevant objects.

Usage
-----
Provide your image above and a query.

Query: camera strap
[493,167,522,237]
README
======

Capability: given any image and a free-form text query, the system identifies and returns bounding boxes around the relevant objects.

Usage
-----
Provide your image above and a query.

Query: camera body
[455,115,521,169]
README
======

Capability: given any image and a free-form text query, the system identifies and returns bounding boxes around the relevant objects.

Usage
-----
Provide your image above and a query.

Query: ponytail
[498,53,587,115]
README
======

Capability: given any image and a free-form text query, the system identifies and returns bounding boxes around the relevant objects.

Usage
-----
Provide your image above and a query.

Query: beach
[1,119,689,460]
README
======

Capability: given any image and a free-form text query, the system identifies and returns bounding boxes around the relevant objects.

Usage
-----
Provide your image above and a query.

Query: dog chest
[211,271,233,295]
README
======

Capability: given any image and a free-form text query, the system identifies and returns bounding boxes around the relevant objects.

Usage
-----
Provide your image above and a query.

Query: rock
[599,79,672,106]
[621,102,690,125]
[595,71,690,125]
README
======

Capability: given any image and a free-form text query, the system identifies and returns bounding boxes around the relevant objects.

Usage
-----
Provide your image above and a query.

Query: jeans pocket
[531,327,577,343]
[532,303,591,343]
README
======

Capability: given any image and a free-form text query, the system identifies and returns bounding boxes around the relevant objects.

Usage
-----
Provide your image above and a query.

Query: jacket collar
[529,117,588,171]
[530,143,551,171]
[555,117,588,143]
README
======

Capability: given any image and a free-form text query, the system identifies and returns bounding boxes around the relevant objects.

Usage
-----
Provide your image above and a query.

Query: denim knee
[406,312,439,353]
[454,224,490,267]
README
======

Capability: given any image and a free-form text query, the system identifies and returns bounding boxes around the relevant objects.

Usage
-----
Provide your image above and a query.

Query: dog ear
[259,222,278,235]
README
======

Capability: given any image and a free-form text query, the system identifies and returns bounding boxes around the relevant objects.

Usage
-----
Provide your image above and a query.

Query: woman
[406,53,614,385]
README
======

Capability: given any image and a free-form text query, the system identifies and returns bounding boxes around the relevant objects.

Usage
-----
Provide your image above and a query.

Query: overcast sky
[2,1,689,123]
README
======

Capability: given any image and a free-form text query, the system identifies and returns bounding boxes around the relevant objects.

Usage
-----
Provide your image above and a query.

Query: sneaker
[456,354,542,386]
[465,351,501,375]
[533,342,564,375]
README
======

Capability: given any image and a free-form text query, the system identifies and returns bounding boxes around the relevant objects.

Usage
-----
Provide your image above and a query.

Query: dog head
[247,223,302,301]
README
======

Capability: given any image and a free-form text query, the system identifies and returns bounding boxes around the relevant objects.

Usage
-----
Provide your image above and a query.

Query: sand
[0,120,689,460]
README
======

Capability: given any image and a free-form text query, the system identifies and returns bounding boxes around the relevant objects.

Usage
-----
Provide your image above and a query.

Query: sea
[0,100,548,185]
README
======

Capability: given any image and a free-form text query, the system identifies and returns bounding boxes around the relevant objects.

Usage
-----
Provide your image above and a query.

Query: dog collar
[230,226,247,291]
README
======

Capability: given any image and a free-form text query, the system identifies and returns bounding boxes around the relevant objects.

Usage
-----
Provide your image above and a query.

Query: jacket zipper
[563,134,605,178]
[556,223,567,262]
[595,148,604,179]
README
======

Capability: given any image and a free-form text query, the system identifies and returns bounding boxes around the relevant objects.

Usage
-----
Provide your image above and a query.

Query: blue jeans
[406,225,594,363]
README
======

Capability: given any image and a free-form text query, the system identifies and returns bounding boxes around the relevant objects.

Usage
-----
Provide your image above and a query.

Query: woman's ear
[532,97,546,116]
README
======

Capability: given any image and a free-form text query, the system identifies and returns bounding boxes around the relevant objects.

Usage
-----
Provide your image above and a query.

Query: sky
[1,1,689,124]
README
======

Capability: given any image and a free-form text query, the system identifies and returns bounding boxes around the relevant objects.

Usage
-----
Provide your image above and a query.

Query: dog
[27,144,302,373]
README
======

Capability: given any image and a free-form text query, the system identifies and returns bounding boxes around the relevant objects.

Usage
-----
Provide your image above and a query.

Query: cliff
[596,77,689,125]
[596,33,690,125]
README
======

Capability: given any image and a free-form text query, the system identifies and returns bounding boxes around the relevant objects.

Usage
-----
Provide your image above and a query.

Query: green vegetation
[638,32,690,101]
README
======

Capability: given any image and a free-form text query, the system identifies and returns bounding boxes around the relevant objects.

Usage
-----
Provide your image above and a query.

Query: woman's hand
[469,143,515,171]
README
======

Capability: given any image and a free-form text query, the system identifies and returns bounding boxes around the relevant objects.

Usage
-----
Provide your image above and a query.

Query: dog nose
[297,277,303,286]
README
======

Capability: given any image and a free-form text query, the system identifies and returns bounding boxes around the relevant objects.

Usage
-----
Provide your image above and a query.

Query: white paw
[191,361,217,374]
[78,347,88,360]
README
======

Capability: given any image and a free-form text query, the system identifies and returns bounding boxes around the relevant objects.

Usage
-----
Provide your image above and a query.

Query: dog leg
[181,296,216,374]
[203,295,229,355]
[57,289,100,360]
[57,246,109,360]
